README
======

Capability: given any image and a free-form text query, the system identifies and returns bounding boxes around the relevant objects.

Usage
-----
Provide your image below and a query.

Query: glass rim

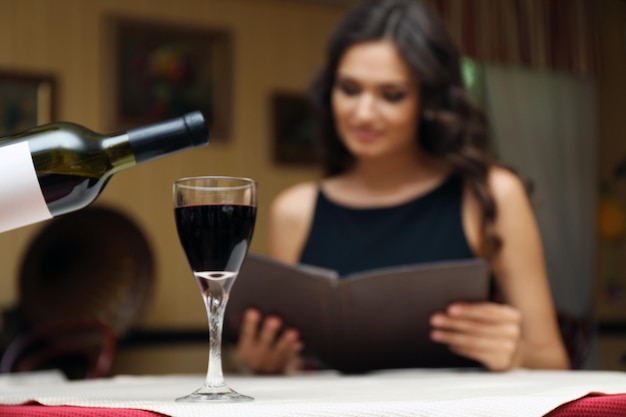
[173,175,256,191]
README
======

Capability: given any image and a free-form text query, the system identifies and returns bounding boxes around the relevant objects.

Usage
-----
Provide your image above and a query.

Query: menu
[224,252,489,372]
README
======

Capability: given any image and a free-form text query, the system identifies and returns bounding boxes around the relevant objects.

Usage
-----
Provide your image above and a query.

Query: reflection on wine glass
[173,176,256,402]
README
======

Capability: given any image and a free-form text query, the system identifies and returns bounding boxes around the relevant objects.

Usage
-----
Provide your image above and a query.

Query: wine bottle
[0,111,209,233]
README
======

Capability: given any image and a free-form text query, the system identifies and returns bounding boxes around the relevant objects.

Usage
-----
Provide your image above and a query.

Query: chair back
[0,320,116,379]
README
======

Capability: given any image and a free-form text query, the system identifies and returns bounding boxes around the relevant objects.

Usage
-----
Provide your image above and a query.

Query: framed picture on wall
[109,17,233,141]
[272,92,319,165]
[0,70,56,137]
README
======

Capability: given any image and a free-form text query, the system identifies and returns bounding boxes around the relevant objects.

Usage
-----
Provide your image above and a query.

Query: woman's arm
[487,167,569,369]
[430,167,569,370]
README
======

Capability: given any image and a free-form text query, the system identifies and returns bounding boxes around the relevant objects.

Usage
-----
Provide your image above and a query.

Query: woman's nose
[353,94,377,121]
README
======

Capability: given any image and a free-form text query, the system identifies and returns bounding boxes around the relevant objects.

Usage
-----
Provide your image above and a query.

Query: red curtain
[422,0,598,76]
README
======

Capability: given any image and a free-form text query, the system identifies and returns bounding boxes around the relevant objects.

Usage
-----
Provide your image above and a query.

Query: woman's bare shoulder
[487,166,528,205]
[271,181,319,220]
[269,181,320,263]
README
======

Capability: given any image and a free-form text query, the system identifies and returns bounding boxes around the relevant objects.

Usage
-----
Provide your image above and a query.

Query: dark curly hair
[311,0,503,258]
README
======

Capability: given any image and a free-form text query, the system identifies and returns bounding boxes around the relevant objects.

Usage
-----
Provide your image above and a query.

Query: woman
[236,0,569,373]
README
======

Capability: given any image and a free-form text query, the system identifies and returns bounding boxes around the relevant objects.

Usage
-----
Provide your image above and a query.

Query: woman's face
[331,40,420,161]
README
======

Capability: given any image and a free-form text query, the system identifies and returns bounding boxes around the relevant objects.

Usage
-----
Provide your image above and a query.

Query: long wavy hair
[310,0,503,258]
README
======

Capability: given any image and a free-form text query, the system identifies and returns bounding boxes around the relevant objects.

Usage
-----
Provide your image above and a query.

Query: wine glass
[173,176,256,402]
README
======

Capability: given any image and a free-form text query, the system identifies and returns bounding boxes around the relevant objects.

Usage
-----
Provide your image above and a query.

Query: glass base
[175,385,253,402]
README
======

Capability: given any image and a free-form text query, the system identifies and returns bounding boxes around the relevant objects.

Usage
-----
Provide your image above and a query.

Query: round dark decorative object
[18,205,154,337]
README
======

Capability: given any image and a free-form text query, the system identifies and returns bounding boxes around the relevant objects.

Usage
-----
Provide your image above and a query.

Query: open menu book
[224,253,489,373]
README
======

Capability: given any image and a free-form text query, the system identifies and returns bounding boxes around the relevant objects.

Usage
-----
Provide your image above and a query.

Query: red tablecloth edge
[0,401,169,417]
[1,393,625,417]
[543,392,626,417]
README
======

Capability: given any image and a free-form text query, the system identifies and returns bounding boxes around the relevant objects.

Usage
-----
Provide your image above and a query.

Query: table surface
[1,369,626,417]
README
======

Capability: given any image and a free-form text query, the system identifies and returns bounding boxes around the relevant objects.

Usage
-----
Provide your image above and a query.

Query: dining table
[1,368,626,417]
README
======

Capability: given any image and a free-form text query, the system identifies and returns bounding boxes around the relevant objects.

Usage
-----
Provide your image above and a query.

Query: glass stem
[203,283,229,389]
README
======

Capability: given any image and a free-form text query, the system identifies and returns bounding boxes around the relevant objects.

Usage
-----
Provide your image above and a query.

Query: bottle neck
[103,133,137,175]
[127,114,208,164]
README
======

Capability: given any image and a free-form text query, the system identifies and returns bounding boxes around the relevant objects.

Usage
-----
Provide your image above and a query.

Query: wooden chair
[0,319,116,379]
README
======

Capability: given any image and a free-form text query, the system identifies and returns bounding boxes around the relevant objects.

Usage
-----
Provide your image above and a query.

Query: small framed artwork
[272,92,319,165]
[109,17,233,141]
[0,70,56,137]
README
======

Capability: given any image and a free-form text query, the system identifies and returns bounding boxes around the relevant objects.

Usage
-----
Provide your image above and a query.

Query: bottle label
[0,141,52,233]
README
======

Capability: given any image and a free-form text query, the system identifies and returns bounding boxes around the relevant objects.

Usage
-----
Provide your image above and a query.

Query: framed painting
[110,17,233,141]
[0,70,55,137]
[272,92,319,165]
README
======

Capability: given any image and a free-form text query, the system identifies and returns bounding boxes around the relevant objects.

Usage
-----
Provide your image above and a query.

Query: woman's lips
[350,127,383,143]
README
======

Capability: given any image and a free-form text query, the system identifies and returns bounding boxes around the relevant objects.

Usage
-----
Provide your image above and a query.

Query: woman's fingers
[239,308,261,340]
[447,303,522,323]
[429,302,522,371]
[430,315,520,339]
[274,329,303,357]
[235,308,303,374]
[430,303,521,338]
[264,329,304,371]
[258,316,283,349]
[431,328,517,353]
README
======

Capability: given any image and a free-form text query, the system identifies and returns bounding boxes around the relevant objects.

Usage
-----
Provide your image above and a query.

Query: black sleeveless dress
[300,175,475,275]
[298,175,484,372]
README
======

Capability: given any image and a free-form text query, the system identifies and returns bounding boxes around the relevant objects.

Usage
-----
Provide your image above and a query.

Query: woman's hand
[429,302,522,371]
[235,308,304,374]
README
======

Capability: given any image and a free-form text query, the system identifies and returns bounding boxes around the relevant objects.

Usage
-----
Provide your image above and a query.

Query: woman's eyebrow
[336,73,412,88]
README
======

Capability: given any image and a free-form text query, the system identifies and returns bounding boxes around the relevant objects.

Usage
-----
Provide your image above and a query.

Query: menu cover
[224,252,489,373]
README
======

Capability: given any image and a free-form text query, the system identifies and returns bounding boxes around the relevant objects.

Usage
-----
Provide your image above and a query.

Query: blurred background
[0,0,624,376]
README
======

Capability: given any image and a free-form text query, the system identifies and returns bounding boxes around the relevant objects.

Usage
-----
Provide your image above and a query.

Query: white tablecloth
[1,369,626,417]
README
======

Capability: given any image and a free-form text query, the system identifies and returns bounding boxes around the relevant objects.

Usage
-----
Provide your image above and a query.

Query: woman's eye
[383,90,406,102]
[338,82,360,96]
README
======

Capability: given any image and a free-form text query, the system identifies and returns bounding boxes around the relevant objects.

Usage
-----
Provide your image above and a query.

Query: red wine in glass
[175,204,256,297]
[175,204,256,273]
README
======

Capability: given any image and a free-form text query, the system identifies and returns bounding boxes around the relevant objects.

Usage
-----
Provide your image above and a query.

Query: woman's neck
[324,151,452,207]
[353,150,448,188]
